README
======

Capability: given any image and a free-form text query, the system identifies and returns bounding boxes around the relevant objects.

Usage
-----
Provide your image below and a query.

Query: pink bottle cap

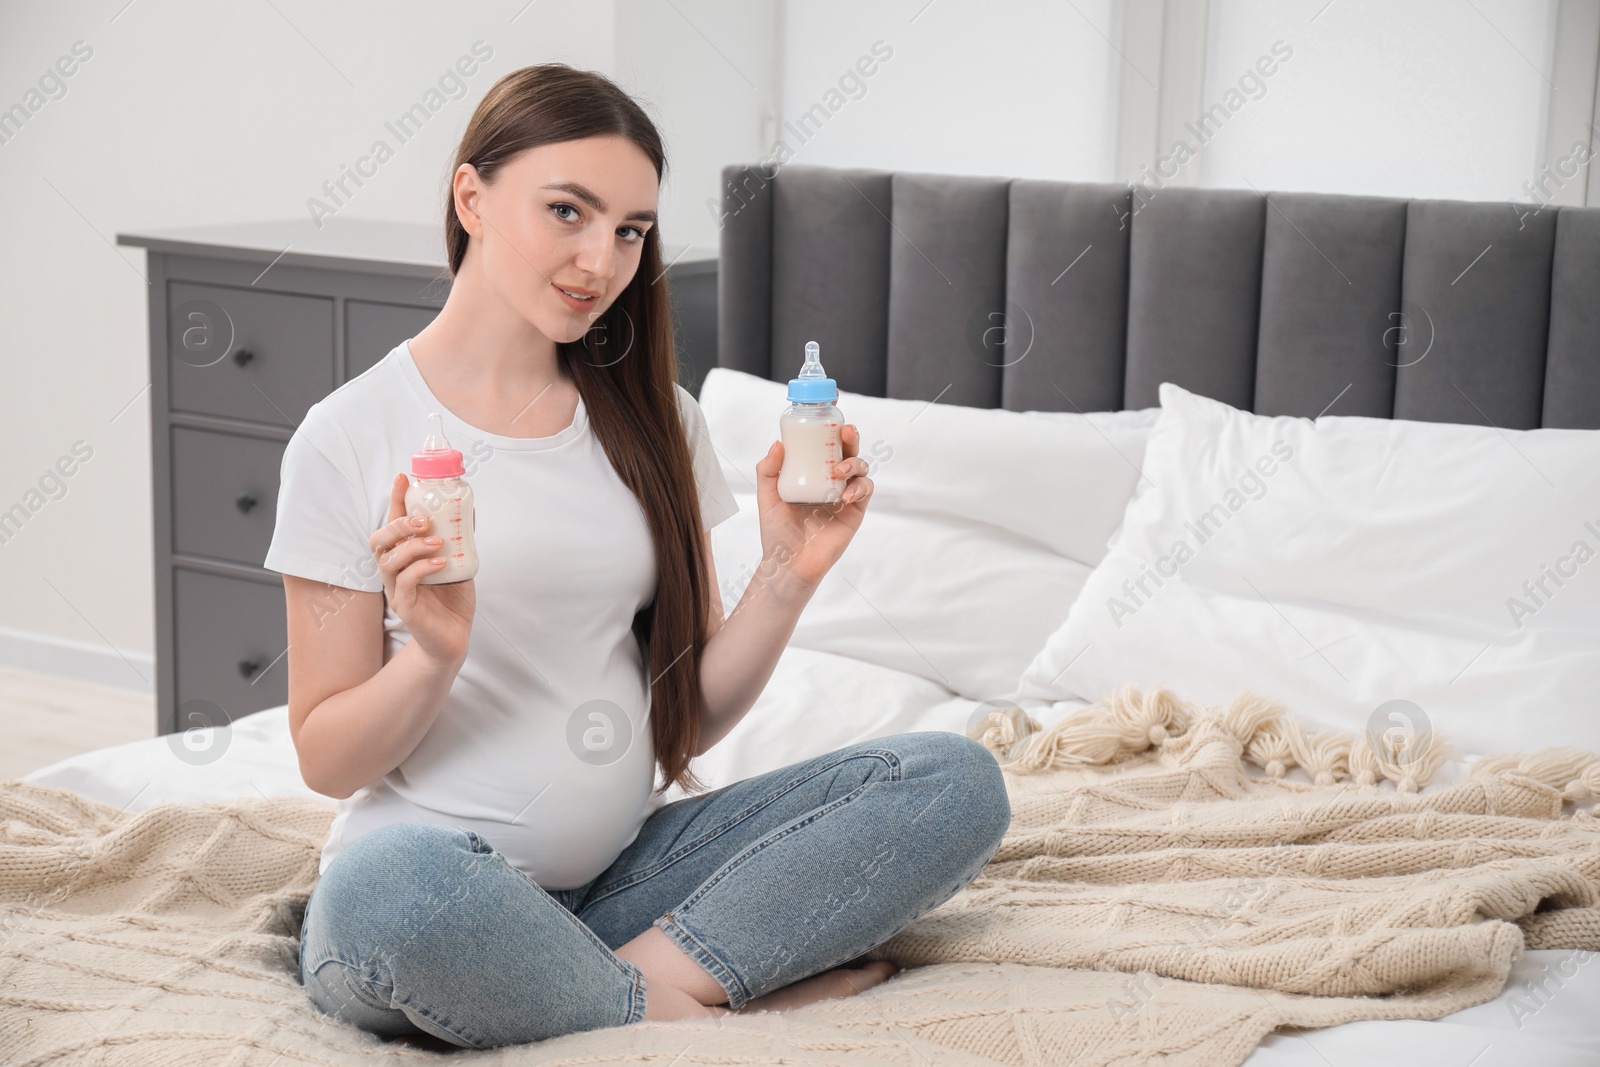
[412,412,465,479]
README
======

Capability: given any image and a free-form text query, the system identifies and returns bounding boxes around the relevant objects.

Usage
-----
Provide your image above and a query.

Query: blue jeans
[297,730,1009,1049]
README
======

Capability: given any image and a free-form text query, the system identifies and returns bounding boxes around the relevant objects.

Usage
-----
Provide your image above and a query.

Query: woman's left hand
[753,423,874,591]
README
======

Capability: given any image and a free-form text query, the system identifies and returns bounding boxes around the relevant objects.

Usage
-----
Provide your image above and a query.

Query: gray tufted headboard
[714,164,1600,430]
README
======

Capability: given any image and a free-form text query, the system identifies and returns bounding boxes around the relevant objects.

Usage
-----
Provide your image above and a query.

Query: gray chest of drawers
[117,219,717,738]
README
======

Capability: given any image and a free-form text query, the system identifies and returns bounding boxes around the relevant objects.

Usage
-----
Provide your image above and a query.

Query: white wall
[773,0,1123,181]
[0,0,1583,689]
[1197,0,1558,201]
[615,0,780,242]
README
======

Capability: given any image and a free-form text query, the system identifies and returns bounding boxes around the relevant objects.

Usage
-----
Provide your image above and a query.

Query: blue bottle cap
[787,340,837,403]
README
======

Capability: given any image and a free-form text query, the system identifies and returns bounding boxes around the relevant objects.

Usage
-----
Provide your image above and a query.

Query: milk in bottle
[405,412,480,584]
[777,341,845,505]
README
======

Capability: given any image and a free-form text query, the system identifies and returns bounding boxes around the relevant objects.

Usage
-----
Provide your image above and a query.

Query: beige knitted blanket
[4,686,1599,1066]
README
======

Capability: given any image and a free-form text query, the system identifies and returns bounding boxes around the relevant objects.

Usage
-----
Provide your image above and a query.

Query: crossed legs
[616,925,900,1020]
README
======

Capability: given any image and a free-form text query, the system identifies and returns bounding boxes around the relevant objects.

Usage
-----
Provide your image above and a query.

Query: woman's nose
[572,229,617,281]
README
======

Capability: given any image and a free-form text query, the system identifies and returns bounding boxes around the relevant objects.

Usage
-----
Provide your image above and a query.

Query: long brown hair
[444,63,711,796]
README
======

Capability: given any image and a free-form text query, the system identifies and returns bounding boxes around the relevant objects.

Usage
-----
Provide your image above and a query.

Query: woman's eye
[551,203,646,243]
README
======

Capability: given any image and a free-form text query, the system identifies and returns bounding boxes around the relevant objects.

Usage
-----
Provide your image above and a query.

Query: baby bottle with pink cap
[405,412,479,584]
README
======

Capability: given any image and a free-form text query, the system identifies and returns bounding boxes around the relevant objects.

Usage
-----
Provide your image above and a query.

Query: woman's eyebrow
[541,181,657,224]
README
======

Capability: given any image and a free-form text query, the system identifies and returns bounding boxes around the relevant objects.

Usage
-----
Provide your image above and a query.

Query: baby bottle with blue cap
[777,340,844,504]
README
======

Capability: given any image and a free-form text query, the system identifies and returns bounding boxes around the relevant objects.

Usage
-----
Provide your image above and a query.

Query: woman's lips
[553,282,599,312]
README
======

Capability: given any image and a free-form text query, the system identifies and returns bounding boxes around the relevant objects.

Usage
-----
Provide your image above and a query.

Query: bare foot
[641,977,735,1023]
[735,960,900,1015]
[389,1031,460,1051]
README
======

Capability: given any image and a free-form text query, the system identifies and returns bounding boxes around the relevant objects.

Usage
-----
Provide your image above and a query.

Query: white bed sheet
[20,646,1599,1065]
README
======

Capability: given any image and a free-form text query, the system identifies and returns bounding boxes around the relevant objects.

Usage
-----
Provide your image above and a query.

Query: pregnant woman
[267,62,1010,1051]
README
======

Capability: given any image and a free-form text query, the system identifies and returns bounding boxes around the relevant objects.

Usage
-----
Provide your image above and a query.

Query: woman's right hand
[369,472,476,667]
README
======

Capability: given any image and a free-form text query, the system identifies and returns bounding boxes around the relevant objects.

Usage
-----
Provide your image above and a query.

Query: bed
[6,163,1600,1065]
[16,667,1600,1066]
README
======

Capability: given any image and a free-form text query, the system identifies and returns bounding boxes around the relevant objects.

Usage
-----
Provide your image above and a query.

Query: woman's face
[457,134,659,345]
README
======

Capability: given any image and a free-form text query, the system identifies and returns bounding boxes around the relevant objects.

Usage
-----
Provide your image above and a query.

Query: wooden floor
[0,666,155,781]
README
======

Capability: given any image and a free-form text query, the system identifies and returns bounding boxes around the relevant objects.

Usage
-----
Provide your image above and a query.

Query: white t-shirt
[263,339,740,889]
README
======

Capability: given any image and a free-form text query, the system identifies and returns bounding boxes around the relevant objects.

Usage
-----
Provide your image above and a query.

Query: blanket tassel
[968,685,1487,792]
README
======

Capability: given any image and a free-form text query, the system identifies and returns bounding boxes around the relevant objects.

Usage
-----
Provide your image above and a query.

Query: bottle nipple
[422,412,450,452]
[787,340,837,403]
[412,411,466,479]
[799,341,825,379]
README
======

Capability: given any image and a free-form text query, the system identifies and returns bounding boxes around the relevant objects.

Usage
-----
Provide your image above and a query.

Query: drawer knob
[232,347,255,367]
[238,658,261,679]
[235,493,257,513]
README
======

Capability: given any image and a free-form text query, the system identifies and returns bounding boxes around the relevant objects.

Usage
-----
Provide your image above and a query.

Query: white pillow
[22,705,329,811]
[672,645,956,798]
[711,493,1092,701]
[698,368,1159,567]
[698,368,1159,701]
[1018,382,1600,756]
